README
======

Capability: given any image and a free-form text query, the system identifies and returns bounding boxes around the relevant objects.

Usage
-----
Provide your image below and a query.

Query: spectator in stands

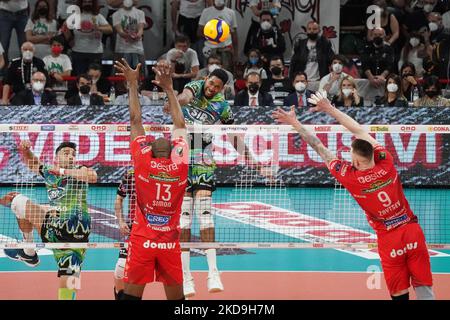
[403,0,433,36]
[0,43,5,70]
[430,33,450,78]
[398,32,428,77]
[367,0,400,49]
[289,21,335,82]
[400,62,423,102]
[112,0,146,70]
[361,27,395,89]
[249,0,281,18]
[318,54,350,100]
[243,48,268,80]
[413,75,450,106]
[284,71,314,109]
[88,63,111,97]
[198,0,238,72]
[67,74,105,106]
[331,76,364,107]
[63,0,113,75]
[43,36,72,89]
[375,73,408,107]
[11,71,57,105]
[261,55,291,102]
[114,80,152,105]
[171,0,212,67]
[0,0,28,62]
[234,71,274,107]
[25,0,57,59]
[196,54,235,99]
[164,35,200,92]
[428,12,450,43]
[2,42,48,105]
[244,11,285,59]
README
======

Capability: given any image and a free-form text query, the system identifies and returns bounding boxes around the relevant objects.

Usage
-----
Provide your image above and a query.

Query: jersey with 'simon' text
[131,135,188,242]
[328,145,417,235]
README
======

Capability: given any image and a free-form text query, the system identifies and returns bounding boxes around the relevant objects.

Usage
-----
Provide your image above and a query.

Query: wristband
[59,168,66,175]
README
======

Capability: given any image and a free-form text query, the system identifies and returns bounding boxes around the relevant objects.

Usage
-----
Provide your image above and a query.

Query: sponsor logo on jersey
[150,161,178,172]
[48,187,66,201]
[142,240,177,250]
[362,179,392,193]
[145,213,171,226]
[390,241,418,258]
[185,107,217,124]
[379,152,386,160]
[357,169,388,184]
[149,172,179,182]
[383,213,409,230]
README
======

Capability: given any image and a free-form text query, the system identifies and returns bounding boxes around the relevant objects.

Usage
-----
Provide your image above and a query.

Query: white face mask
[208,64,220,73]
[123,0,133,8]
[260,21,272,31]
[409,37,420,47]
[332,63,343,74]
[32,81,45,92]
[429,22,439,32]
[295,82,306,93]
[387,83,398,93]
[342,88,353,97]
[22,50,34,61]
[215,0,225,7]
[424,4,434,13]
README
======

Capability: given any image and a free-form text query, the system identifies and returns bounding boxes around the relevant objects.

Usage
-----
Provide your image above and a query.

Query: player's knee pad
[415,286,435,300]
[180,197,193,230]
[114,258,126,280]
[11,194,29,219]
[195,197,214,230]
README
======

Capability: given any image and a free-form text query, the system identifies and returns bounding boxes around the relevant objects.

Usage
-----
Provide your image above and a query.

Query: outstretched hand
[308,91,334,113]
[114,58,141,84]
[152,60,173,91]
[272,105,299,126]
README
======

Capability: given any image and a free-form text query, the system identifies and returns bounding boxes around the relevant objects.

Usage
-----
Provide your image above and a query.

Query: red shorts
[123,235,182,286]
[377,223,433,295]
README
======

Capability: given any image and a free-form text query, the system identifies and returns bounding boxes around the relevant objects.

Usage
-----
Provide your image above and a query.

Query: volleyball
[203,18,230,44]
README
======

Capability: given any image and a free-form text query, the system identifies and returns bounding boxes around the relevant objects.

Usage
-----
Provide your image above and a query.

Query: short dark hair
[50,35,65,46]
[209,68,229,85]
[88,63,102,71]
[331,54,347,65]
[260,10,273,19]
[423,75,441,92]
[400,62,416,76]
[77,73,92,83]
[351,139,374,160]
[269,55,284,64]
[174,34,190,44]
[294,71,308,81]
[207,54,222,64]
[56,142,77,155]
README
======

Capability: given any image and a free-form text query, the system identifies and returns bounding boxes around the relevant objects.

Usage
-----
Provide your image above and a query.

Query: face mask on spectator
[295,82,306,93]
[409,37,420,47]
[248,83,260,94]
[208,64,220,73]
[249,57,259,65]
[123,0,133,8]
[424,4,435,13]
[214,0,225,7]
[426,89,439,97]
[387,83,399,93]
[270,67,282,76]
[51,46,63,55]
[428,22,439,32]
[79,85,91,95]
[22,50,34,61]
[342,88,353,97]
[332,63,343,73]
[260,21,272,31]
[373,36,383,46]
[307,33,318,41]
[32,81,45,92]
[38,7,48,16]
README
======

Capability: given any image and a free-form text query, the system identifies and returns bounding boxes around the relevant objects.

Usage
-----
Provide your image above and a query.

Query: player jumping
[0,141,97,300]
[114,58,189,300]
[272,92,434,300]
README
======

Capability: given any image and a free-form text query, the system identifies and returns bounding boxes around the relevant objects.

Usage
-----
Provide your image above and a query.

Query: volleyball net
[0,123,448,250]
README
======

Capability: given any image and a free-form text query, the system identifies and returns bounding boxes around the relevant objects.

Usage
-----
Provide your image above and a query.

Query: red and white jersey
[130,135,189,241]
[328,145,417,235]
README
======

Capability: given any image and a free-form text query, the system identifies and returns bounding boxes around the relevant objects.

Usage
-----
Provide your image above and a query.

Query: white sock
[181,251,192,279]
[205,249,218,274]
[21,231,36,256]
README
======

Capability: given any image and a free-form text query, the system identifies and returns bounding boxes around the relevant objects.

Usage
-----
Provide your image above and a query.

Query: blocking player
[114,58,189,300]
[113,168,136,300]
[0,141,97,300]
[272,92,434,300]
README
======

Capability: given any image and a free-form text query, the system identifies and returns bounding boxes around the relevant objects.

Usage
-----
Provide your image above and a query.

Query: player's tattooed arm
[18,140,41,174]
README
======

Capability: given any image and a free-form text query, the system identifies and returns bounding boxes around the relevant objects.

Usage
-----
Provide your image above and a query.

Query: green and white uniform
[39,164,90,277]
[182,80,234,193]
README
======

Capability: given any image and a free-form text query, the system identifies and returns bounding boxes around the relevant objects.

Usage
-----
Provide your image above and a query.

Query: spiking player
[0,141,97,300]
[114,58,189,300]
[272,92,434,300]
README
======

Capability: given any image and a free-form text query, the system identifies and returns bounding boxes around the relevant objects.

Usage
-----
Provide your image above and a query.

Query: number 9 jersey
[130,135,189,242]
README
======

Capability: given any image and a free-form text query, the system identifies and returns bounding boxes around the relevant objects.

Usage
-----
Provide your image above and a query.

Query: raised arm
[114,59,145,141]
[19,140,42,174]
[272,106,337,166]
[308,92,379,146]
